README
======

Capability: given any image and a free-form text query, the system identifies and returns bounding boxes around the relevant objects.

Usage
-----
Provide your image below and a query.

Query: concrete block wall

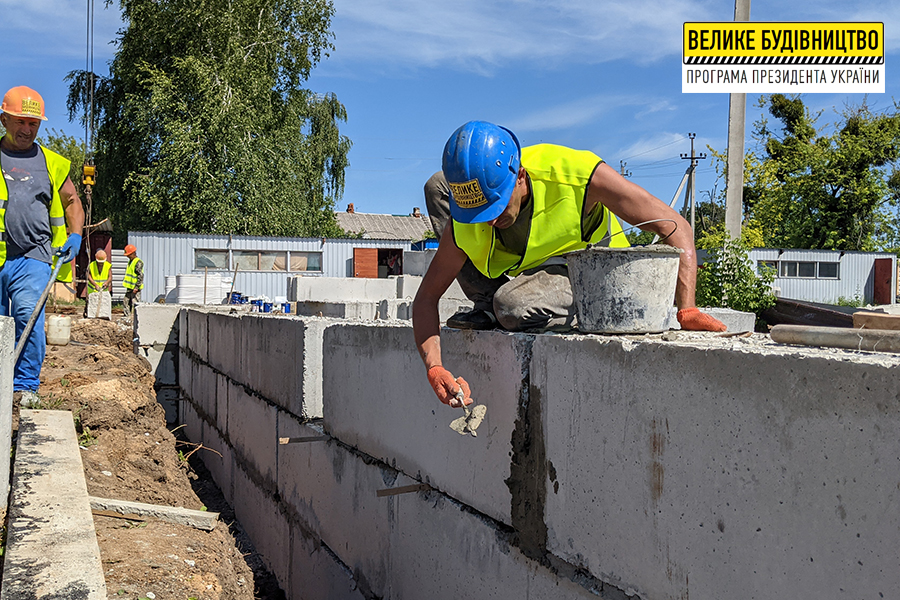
[175,307,900,600]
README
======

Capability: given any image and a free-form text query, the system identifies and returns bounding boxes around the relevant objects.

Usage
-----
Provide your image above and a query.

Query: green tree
[695,237,776,328]
[67,0,350,243]
[744,94,900,251]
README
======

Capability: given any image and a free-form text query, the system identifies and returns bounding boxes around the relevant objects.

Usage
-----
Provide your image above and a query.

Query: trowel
[448,379,486,437]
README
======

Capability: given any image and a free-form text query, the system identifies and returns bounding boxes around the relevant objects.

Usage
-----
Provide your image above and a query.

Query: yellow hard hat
[1,86,47,121]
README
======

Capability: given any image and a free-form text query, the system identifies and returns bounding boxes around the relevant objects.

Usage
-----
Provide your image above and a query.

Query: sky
[2,0,899,227]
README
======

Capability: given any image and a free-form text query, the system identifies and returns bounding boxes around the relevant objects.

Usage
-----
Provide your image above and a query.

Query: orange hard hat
[124,244,137,255]
[1,86,47,121]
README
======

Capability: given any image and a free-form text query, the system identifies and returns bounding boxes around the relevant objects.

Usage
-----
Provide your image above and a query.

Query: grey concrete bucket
[565,245,683,334]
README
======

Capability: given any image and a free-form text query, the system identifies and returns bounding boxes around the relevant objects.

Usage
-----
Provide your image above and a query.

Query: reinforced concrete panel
[534,334,900,600]
[227,384,278,486]
[277,413,406,598]
[207,312,242,381]
[241,315,324,419]
[0,317,12,513]
[323,323,527,526]
[388,488,597,600]
[233,462,291,590]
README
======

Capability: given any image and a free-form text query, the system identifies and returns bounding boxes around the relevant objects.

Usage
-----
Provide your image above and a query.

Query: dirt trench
[17,314,286,600]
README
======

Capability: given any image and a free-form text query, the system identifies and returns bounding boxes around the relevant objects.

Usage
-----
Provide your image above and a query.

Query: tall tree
[744,94,900,251]
[67,0,350,242]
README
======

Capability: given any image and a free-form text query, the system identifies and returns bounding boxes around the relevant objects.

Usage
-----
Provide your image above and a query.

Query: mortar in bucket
[565,245,682,334]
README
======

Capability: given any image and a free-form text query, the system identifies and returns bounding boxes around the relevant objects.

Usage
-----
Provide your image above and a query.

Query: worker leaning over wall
[414,121,726,407]
[0,86,85,407]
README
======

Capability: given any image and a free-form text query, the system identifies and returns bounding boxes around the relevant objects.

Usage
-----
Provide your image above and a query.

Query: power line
[619,134,689,162]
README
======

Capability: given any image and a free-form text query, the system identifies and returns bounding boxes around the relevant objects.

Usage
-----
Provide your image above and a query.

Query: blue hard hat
[442,121,521,224]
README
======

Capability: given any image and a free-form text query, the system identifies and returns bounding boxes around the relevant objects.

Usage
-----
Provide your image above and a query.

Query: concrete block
[289,524,366,600]
[134,303,181,346]
[0,317,12,513]
[295,301,380,320]
[241,315,324,419]
[186,309,208,361]
[3,410,107,599]
[534,334,900,600]
[277,414,400,598]
[155,387,179,424]
[180,399,203,446]
[86,291,112,320]
[216,374,229,434]
[178,348,193,400]
[700,306,756,332]
[233,462,291,589]
[201,419,234,506]
[388,487,597,600]
[227,384,278,486]
[191,362,217,422]
[438,298,474,323]
[207,312,242,380]
[138,346,177,386]
[323,323,526,526]
[289,277,398,303]
[179,307,189,350]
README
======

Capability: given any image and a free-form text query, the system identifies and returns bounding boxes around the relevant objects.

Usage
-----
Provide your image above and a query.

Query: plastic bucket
[47,315,72,346]
[565,245,682,334]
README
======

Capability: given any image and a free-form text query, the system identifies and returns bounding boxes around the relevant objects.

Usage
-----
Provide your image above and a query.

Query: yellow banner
[683,22,884,60]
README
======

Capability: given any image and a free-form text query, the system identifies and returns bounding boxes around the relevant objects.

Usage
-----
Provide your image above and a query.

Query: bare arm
[412,231,468,370]
[586,162,697,309]
[60,177,85,237]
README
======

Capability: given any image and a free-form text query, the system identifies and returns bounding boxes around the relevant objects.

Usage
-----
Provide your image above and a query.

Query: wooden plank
[853,311,900,331]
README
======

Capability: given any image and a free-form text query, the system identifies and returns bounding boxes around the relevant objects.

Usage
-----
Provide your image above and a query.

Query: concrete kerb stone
[88,496,218,531]
[533,334,900,600]
[2,410,107,599]
[0,316,13,513]
[322,323,525,526]
[277,414,399,599]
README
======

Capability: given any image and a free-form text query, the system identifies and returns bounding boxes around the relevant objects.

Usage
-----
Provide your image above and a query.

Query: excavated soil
[22,315,286,600]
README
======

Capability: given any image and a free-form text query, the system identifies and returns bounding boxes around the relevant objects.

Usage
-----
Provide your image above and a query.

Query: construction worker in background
[85,248,112,319]
[122,244,143,321]
[0,86,84,406]
[414,120,726,407]
[87,249,112,294]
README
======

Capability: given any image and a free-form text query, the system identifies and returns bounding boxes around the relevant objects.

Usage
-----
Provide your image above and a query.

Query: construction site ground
[7,310,285,600]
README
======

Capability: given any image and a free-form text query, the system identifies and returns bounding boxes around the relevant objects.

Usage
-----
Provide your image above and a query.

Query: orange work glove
[427,365,473,407]
[677,307,727,332]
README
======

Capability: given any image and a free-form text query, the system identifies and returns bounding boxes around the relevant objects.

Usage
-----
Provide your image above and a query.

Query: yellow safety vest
[0,145,73,281]
[88,260,111,292]
[124,257,143,290]
[453,144,629,279]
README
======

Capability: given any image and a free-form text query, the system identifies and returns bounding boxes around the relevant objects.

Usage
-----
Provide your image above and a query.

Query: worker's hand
[677,307,727,332]
[58,233,82,262]
[427,365,473,408]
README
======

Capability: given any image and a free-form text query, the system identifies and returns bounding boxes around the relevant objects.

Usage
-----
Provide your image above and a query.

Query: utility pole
[619,160,632,178]
[680,133,706,238]
[725,0,751,241]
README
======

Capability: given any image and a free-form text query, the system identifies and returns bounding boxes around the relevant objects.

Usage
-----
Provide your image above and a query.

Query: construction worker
[0,86,84,406]
[413,121,726,407]
[122,244,143,321]
[85,248,112,319]
[87,249,112,294]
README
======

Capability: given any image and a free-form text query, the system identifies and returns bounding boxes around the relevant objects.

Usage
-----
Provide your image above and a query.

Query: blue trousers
[0,256,51,391]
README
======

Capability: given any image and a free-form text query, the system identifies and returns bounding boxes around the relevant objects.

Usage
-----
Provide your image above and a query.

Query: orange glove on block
[427,365,473,407]
[677,307,727,332]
